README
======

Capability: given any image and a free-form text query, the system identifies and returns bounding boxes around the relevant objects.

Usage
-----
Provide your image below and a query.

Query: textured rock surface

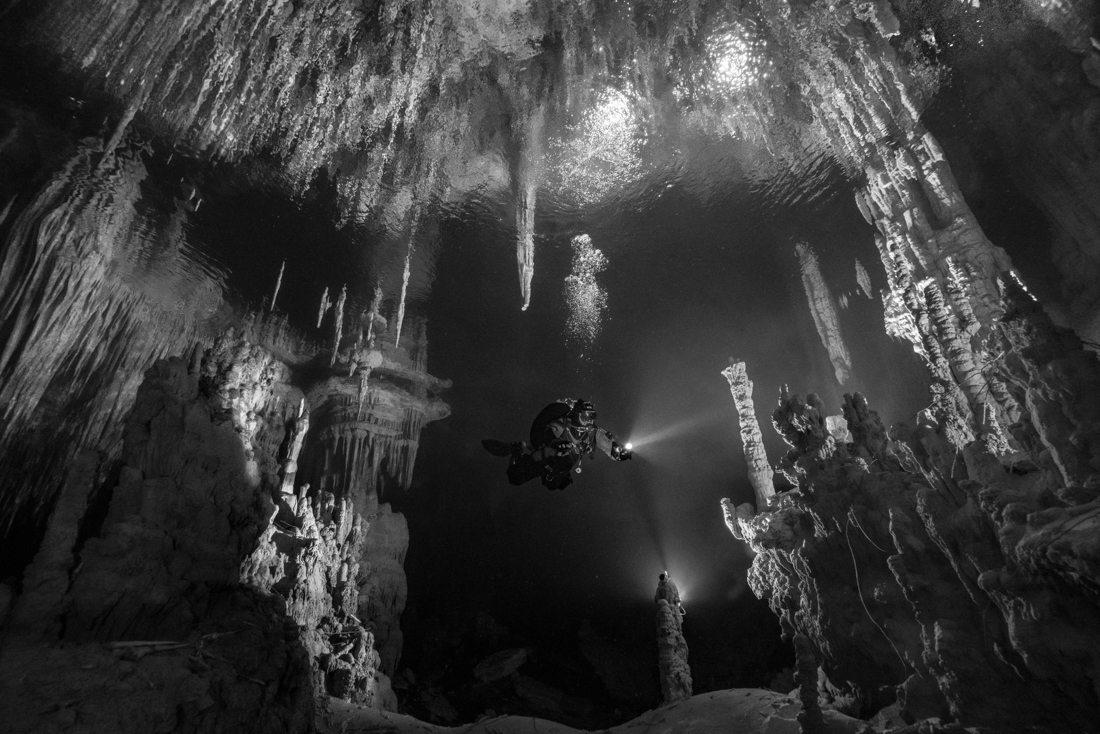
[733,285,1100,731]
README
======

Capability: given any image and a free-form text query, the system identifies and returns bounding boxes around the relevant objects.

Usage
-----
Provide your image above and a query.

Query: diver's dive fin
[481,439,516,457]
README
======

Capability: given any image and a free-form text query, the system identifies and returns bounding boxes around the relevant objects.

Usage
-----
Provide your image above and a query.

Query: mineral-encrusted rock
[737,287,1100,731]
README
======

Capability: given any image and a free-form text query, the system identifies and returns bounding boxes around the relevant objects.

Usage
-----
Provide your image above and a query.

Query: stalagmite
[855,258,872,299]
[721,359,775,510]
[317,287,331,329]
[796,242,854,384]
[654,573,691,704]
[270,259,285,312]
[330,285,347,367]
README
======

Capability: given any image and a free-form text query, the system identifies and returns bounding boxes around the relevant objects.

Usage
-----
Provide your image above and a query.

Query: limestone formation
[654,574,691,704]
[796,242,853,385]
[734,284,1100,731]
[721,359,775,511]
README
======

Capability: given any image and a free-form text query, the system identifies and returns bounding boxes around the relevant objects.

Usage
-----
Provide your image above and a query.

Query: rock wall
[729,285,1100,731]
[0,139,221,532]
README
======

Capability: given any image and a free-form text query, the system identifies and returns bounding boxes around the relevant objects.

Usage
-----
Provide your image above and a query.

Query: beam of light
[624,412,716,450]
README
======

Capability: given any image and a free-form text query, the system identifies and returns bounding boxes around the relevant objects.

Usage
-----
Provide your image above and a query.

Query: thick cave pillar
[721,359,775,514]
[654,572,691,704]
[301,314,450,677]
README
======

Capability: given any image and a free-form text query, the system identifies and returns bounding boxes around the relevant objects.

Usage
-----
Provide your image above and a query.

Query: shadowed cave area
[1,1,1100,732]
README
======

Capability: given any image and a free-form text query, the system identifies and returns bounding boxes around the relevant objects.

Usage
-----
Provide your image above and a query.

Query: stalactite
[330,285,347,368]
[317,287,331,329]
[394,250,411,348]
[855,258,872,299]
[796,242,854,384]
[271,259,285,312]
[515,105,545,312]
[721,359,775,510]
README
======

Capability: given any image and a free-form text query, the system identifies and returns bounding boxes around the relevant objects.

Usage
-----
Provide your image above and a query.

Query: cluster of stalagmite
[724,284,1100,731]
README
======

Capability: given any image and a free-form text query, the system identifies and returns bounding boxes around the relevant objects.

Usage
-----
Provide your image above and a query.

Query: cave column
[721,359,775,510]
[654,573,692,704]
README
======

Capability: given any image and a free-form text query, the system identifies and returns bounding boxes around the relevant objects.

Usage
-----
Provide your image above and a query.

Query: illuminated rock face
[735,287,1100,731]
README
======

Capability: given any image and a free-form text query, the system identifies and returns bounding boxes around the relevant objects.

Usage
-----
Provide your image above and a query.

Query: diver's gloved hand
[612,443,632,461]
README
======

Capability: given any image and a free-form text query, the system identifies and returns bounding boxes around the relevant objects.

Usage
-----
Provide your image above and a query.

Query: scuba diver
[482,398,632,490]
